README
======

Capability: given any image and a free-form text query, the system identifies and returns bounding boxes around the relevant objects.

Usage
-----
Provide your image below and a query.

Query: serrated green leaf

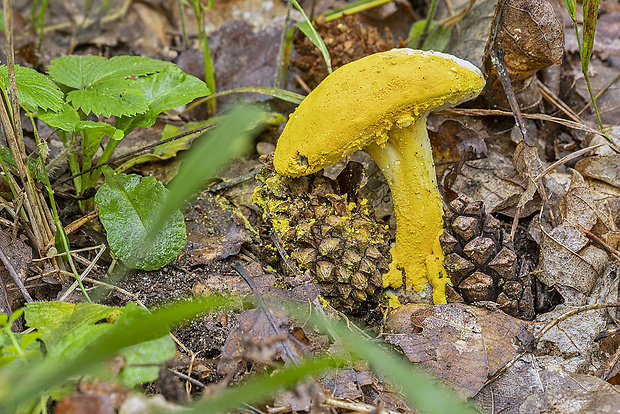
[48,55,173,90]
[37,104,81,133]
[117,66,210,133]
[0,65,64,112]
[582,0,600,72]
[66,79,149,117]
[47,55,108,89]
[119,334,175,387]
[95,170,186,270]
[140,66,209,118]
[24,302,120,347]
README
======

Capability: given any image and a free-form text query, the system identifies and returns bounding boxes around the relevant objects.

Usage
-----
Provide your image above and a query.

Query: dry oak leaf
[384,303,532,398]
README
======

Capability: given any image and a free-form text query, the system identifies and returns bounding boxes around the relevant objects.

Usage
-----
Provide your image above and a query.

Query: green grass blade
[290,0,332,74]
[304,314,477,414]
[562,0,576,19]
[581,0,600,72]
[0,296,237,408]
[184,356,343,414]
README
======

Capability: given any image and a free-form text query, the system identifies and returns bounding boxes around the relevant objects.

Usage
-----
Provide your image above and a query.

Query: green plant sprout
[0,56,209,271]
[563,0,611,141]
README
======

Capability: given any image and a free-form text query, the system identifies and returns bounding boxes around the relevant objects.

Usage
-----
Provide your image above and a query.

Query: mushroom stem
[366,115,449,304]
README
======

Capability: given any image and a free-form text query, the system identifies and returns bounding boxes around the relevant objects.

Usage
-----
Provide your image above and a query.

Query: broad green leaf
[0,296,237,407]
[291,0,332,73]
[581,0,600,72]
[117,66,210,132]
[26,301,173,387]
[25,301,120,346]
[66,79,149,117]
[37,104,81,133]
[0,65,64,112]
[95,169,186,270]
[47,55,173,90]
[47,324,112,361]
[407,20,452,52]
[119,334,176,387]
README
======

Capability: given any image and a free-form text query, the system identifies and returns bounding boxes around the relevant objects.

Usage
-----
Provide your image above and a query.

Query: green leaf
[47,55,173,90]
[94,170,187,270]
[0,296,237,407]
[80,121,124,167]
[25,301,173,387]
[291,0,332,74]
[66,79,149,117]
[581,0,600,72]
[118,65,210,132]
[47,324,113,361]
[0,65,64,112]
[24,302,120,347]
[119,334,176,387]
[407,20,452,51]
[37,104,81,133]
[0,330,42,367]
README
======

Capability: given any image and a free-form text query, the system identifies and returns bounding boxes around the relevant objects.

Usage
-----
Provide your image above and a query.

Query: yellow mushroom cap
[274,48,485,177]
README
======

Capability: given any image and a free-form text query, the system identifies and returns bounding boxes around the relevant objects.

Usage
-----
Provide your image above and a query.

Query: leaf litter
[3,0,620,412]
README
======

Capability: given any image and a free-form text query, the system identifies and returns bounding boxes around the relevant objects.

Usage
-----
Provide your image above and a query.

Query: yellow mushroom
[274,49,485,304]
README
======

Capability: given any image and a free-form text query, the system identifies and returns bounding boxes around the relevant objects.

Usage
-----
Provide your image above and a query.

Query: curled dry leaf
[429,119,488,166]
[384,303,532,398]
[482,0,564,111]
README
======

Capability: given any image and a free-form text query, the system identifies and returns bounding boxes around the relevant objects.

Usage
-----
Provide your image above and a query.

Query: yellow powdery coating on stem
[274,49,485,177]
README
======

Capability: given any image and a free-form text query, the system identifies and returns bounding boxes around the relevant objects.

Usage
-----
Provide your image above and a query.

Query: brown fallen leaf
[482,0,564,111]
[537,170,610,300]
[575,154,620,188]
[384,303,532,398]
[180,192,254,266]
[217,309,307,376]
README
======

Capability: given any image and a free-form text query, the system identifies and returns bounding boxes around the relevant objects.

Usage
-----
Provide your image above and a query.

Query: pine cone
[253,160,391,313]
[440,196,535,320]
